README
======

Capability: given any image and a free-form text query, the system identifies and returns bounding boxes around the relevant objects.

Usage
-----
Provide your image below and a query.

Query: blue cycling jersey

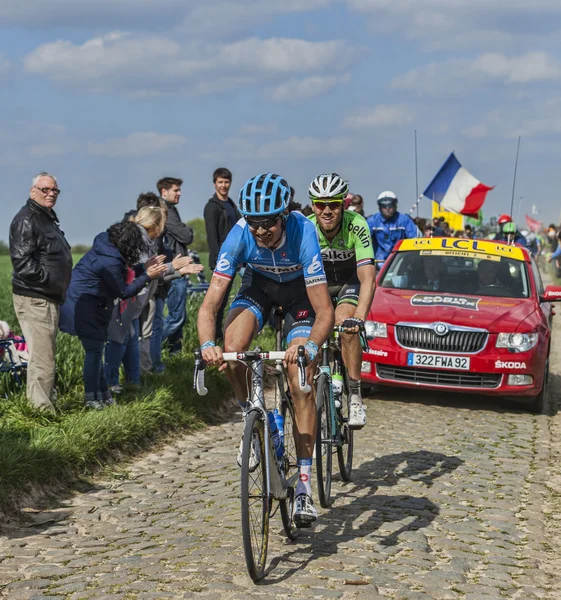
[213,212,327,287]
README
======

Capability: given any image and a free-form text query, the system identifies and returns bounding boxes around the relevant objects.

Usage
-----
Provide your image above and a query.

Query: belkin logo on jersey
[348,223,371,248]
[322,249,355,261]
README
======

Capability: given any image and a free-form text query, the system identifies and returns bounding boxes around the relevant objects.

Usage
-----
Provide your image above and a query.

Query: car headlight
[364,321,387,340]
[496,332,538,353]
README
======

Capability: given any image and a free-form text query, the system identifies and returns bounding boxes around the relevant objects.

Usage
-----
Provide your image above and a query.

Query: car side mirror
[541,285,561,302]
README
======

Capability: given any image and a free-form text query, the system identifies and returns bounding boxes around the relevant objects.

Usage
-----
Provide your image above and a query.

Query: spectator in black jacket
[203,167,240,340]
[157,177,194,354]
[9,172,72,412]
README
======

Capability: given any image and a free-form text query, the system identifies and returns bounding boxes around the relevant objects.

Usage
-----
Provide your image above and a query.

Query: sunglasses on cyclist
[312,199,343,211]
[244,216,280,231]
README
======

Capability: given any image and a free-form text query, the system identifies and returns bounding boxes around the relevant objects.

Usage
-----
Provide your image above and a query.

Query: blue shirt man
[366,191,421,266]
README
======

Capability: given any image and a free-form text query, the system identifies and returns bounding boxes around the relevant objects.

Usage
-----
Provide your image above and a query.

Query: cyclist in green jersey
[308,173,376,428]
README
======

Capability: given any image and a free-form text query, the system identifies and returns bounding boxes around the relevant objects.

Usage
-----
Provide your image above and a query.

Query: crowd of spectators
[5,171,560,412]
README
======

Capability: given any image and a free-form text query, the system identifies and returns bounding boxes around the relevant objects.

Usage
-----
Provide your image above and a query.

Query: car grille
[376,364,501,389]
[395,326,487,353]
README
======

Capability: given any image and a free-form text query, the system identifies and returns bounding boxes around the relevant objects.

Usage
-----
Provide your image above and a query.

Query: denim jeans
[79,336,110,402]
[163,277,187,353]
[150,296,166,371]
[104,319,141,387]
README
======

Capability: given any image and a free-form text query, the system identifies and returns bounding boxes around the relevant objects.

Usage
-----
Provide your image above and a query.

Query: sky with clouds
[1,0,561,243]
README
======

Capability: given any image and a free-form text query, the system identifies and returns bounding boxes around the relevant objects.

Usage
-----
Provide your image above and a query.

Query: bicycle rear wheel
[315,373,333,508]
[240,410,270,582]
[279,394,299,540]
[337,374,354,482]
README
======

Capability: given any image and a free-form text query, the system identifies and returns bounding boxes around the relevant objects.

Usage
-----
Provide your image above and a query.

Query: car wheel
[528,354,550,414]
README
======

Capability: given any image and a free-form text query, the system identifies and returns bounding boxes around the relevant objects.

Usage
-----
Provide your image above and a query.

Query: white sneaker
[293,493,317,527]
[348,398,366,429]
[237,432,261,472]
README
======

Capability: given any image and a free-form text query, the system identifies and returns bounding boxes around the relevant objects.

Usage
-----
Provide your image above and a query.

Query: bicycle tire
[315,372,333,508]
[279,394,300,540]
[240,410,270,582]
[337,375,354,482]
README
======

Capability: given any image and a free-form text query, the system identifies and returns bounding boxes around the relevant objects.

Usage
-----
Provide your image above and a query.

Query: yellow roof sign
[399,237,526,261]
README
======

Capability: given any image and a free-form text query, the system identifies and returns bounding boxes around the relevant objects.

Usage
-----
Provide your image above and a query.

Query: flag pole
[509,136,521,218]
[414,129,419,218]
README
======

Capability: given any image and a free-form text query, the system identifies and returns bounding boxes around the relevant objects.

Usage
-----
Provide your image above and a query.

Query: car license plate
[407,353,470,370]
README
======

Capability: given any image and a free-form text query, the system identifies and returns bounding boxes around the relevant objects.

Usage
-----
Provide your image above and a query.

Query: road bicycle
[193,343,308,583]
[315,325,365,508]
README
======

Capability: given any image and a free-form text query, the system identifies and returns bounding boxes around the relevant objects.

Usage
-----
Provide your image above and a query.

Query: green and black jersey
[308,211,374,285]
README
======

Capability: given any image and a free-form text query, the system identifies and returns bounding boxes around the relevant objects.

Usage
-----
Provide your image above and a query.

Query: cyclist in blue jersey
[366,191,420,268]
[197,173,334,526]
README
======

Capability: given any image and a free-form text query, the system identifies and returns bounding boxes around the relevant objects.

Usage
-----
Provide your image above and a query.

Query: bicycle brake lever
[297,346,311,393]
[193,350,208,396]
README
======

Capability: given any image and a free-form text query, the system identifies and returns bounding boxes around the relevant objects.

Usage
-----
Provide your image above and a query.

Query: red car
[361,237,561,412]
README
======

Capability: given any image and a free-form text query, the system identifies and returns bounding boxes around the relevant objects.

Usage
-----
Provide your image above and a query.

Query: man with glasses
[198,173,334,527]
[9,172,72,412]
[308,173,375,429]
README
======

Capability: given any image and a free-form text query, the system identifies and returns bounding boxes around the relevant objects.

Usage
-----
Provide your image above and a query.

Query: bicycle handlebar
[193,347,310,396]
[333,324,365,333]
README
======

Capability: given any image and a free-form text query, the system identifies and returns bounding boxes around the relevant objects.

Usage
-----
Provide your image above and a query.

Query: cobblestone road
[2,327,561,599]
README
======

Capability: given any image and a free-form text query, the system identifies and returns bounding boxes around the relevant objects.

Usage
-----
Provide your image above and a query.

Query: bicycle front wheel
[315,373,333,508]
[240,410,270,582]
[337,378,354,482]
[279,394,300,540]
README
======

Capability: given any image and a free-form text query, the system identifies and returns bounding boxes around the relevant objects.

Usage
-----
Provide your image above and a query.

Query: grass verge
[0,353,231,515]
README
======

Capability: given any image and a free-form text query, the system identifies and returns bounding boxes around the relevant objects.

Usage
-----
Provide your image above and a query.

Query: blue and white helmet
[238,173,291,217]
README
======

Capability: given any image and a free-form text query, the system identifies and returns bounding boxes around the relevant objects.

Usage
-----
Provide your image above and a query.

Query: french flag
[422,152,493,217]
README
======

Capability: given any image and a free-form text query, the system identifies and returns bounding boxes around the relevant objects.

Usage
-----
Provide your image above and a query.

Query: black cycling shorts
[327,277,360,307]
[230,269,315,343]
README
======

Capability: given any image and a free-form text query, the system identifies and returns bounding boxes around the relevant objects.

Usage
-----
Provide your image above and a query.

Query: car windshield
[380,250,530,298]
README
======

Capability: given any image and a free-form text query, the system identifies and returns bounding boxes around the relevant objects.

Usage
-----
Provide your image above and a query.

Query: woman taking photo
[60,221,167,409]
[104,205,202,392]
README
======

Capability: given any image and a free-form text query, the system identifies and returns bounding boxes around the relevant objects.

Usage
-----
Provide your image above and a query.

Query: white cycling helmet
[308,173,349,200]
[377,190,398,207]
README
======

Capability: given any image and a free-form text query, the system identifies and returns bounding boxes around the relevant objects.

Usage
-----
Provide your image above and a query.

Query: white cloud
[23,33,356,96]
[346,0,561,49]
[180,0,335,36]
[472,52,561,83]
[87,132,186,157]
[390,52,561,97]
[343,104,415,128]
[270,74,350,102]
[202,135,353,161]
[0,0,334,32]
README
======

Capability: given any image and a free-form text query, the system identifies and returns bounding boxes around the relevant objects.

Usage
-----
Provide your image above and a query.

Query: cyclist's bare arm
[355,264,376,321]
[197,274,229,366]
[284,283,334,364]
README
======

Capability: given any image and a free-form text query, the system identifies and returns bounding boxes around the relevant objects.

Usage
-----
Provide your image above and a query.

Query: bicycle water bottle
[273,408,284,459]
[268,412,283,460]
[332,373,344,409]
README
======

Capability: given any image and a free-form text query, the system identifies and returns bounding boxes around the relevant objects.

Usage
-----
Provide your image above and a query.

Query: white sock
[296,459,312,497]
